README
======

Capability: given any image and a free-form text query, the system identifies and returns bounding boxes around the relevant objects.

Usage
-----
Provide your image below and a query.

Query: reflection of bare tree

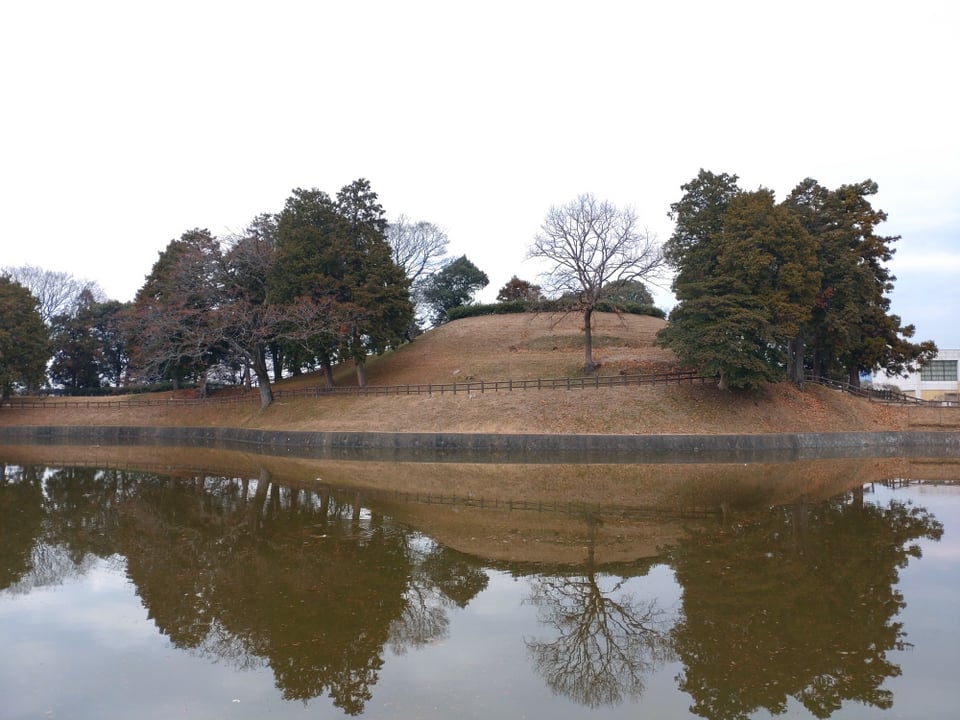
[389,538,489,654]
[389,581,449,654]
[526,574,674,707]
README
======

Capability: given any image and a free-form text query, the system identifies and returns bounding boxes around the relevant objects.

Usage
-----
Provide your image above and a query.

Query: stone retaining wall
[2,425,959,464]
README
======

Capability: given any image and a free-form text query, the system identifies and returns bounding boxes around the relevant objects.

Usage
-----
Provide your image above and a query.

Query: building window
[920,360,958,381]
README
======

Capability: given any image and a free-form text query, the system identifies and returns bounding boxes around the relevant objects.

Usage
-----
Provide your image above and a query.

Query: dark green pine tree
[0,276,50,398]
[783,179,936,386]
[663,169,743,288]
[48,289,106,391]
[658,187,819,389]
[335,179,413,387]
[268,188,349,385]
[269,181,412,388]
[420,255,489,327]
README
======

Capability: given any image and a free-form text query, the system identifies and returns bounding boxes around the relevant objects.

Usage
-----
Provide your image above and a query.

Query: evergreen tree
[420,255,489,326]
[0,276,50,397]
[335,179,413,386]
[268,188,345,384]
[599,279,654,306]
[783,179,936,385]
[658,188,819,388]
[663,170,743,288]
[659,171,931,389]
[88,299,131,387]
[269,181,412,387]
[127,229,226,393]
[48,289,105,391]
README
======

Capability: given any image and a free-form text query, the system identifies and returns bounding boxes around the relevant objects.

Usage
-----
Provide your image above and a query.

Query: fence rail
[804,374,960,407]
[2,370,713,411]
[8,372,958,411]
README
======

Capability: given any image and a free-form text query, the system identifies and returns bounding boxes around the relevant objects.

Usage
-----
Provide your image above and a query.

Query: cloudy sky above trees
[3,0,957,346]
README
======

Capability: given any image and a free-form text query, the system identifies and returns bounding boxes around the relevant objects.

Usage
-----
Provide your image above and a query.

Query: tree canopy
[0,276,50,398]
[658,170,935,389]
[783,178,936,385]
[419,255,489,327]
[0,264,105,325]
[496,276,544,303]
[47,289,131,392]
[127,228,227,395]
[387,215,449,287]
[269,180,412,387]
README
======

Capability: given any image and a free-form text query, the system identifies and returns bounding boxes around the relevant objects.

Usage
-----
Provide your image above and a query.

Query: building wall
[872,349,960,401]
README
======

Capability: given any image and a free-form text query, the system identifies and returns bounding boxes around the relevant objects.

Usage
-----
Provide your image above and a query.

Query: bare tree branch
[528,194,665,373]
[387,215,449,286]
[2,264,106,324]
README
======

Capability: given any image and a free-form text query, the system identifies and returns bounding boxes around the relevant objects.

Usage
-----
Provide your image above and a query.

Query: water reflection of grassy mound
[4,443,952,565]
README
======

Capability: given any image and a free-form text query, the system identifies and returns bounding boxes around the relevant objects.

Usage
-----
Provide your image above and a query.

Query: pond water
[1,449,959,719]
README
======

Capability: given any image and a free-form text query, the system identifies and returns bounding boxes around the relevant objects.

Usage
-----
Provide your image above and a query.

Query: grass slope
[1,312,920,434]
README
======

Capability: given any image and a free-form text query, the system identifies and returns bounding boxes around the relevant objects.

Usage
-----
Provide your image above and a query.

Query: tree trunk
[356,358,368,388]
[198,369,208,399]
[252,345,274,408]
[269,342,284,383]
[582,306,595,374]
[320,357,334,389]
[257,378,273,408]
[788,329,805,385]
[717,370,729,391]
[848,366,861,389]
[249,468,270,533]
[811,351,825,380]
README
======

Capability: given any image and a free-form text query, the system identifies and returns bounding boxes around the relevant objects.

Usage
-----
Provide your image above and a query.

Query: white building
[871,349,960,402]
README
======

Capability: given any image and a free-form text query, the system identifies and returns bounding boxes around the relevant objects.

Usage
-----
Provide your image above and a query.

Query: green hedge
[446,300,666,322]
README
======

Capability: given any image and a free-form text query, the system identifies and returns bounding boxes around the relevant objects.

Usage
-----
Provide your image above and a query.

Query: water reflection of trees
[523,517,675,708]
[0,465,490,715]
[667,486,944,720]
[117,471,490,715]
[0,461,950,719]
[526,570,674,707]
[0,464,45,589]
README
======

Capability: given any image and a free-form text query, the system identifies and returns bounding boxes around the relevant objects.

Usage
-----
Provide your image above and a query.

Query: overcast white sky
[2,1,958,347]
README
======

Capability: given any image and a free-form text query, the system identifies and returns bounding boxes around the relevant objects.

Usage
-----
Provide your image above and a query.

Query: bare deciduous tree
[2,264,106,324]
[529,194,664,373]
[387,215,449,286]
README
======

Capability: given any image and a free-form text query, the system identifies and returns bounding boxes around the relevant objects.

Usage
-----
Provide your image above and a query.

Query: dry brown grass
[5,441,948,564]
[0,311,934,434]
[6,312,956,566]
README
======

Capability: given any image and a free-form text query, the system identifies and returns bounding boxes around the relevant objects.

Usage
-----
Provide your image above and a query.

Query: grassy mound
[1,312,919,434]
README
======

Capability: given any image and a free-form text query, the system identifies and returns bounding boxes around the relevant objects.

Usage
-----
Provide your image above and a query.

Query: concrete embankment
[2,425,959,464]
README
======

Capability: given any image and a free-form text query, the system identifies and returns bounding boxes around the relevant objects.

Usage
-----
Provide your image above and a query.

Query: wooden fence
[2,370,712,410]
[804,374,960,407]
[7,371,957,411]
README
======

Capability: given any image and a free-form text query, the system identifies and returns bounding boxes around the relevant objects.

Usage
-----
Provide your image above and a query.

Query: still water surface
[1,453,958,719]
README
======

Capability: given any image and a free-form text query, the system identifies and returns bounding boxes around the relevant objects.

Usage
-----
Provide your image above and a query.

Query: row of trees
[656,170,936,389]
[128,180,416,407]
[0,173,933,400]
[523,178,933,388]
[0,179,497,404]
